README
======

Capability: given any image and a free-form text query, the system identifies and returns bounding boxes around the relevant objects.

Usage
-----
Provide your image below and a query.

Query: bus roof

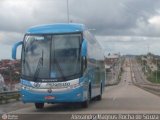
[26,23,85,34]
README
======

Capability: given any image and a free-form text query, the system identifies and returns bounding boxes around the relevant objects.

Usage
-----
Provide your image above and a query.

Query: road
[131,58,151,84]
[1,58,160,120]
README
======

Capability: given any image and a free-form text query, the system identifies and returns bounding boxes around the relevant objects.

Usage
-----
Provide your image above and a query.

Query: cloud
[0,0,70,33]
[70,0,160,36]
[0,0,160,36]
[0,0,160,59]
[97,35,160,55]
[0,31,23,45]
[148,16,160,27]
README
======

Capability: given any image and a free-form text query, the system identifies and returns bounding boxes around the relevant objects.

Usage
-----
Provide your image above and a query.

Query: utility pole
[156,58,158,83]
[67,0,70,23]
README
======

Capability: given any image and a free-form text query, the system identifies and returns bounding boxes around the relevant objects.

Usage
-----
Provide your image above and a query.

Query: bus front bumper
[20,86,87,103]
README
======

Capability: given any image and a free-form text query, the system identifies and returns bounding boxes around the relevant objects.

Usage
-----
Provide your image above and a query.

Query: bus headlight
[21,85,33,90]
[69,83,81,89]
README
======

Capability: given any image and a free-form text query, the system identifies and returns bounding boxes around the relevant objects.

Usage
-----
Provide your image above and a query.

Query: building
[104,53,121,85]
[104,53,120,70]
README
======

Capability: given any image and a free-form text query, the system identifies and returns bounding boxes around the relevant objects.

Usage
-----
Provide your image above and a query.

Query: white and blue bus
[12,23,105,109]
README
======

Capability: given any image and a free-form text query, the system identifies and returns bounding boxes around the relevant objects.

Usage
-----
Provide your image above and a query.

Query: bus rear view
[12,23,105,109]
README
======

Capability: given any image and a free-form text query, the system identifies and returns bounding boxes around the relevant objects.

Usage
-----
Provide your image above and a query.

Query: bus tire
[96,85,102,101]
[81,89,90,108]
[35,103,44,109]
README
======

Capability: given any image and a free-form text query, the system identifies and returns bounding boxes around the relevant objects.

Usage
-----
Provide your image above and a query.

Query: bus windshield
[22,33,82,81]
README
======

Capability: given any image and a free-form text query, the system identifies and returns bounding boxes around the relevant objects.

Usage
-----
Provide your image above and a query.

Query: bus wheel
[96,85,102,101]
[81,89,90,108]
[35,103,44,109]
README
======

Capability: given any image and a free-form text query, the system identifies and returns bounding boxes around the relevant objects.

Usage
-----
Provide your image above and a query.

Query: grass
[147,71,160,84]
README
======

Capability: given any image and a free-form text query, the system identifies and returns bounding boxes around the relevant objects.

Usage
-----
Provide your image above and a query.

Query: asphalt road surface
[1,58,160,120]
[130,58,151,84]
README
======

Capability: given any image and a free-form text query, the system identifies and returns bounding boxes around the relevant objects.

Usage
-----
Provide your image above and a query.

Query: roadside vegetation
[137,55,160,84]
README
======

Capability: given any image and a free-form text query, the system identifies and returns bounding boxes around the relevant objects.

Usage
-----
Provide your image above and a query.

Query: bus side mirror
[12,41,23,59]
[81,39,87,57]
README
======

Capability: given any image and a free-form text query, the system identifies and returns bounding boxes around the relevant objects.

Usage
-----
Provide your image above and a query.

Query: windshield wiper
[54,58,66,81]
[33,50,43,81]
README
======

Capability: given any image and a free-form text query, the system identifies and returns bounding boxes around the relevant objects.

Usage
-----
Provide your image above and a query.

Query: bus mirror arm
[81,39,87,57]
[12,41,23,59]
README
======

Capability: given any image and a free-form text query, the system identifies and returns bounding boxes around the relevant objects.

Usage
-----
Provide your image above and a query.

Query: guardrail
[130,58,160,96]
[0,91,20,104]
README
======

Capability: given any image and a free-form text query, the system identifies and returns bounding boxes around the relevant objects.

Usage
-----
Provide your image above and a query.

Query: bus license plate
[45,96,55,100]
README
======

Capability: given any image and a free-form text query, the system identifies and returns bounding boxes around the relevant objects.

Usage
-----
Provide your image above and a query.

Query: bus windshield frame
[21,32,83,82]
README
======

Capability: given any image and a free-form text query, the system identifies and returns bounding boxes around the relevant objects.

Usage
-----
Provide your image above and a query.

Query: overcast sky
[0,0,160,59]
